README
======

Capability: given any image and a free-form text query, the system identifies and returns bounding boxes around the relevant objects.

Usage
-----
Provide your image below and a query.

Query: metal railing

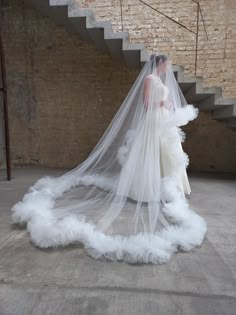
[119,0,208,75]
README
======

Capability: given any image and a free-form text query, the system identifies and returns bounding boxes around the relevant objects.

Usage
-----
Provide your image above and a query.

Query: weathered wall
[80,0,236,98]
[2,0,139,168]
[1,0,236,172]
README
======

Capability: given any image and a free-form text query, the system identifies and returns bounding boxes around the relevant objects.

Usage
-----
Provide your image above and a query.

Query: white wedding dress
[117,74,191,203]
[11,55,207,264]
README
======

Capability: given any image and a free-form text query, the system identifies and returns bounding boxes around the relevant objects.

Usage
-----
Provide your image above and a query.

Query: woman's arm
[143,76,152,110]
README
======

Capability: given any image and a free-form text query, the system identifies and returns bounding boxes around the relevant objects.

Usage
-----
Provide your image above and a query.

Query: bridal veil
[11,53,207,264]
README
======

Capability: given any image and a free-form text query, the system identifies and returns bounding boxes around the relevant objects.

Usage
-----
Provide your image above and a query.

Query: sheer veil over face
[11,53,207,264]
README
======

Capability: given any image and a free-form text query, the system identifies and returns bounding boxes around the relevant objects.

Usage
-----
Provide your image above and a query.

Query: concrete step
[26,0,69,25]
[226,117,236,128]
[181,79,221,104]
[213,104,236,120]
[67,1,148,68]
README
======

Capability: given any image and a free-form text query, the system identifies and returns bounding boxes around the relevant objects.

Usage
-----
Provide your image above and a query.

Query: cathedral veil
[11,53,207,264]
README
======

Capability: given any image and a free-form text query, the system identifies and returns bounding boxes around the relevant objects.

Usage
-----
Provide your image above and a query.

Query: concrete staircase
[25,0,236,128]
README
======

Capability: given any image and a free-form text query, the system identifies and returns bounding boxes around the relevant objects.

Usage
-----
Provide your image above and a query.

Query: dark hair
[150,54,168,66]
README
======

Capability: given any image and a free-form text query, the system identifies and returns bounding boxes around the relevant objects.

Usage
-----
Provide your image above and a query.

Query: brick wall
[1,0,236,172]
[80,0,236,98]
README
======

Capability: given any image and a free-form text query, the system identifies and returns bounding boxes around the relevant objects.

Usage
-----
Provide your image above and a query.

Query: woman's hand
[160,101,164,107]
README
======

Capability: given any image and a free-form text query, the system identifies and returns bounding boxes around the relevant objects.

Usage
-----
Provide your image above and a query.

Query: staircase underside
[24,0,236,128]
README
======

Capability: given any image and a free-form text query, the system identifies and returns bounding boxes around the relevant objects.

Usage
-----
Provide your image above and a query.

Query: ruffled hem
[10,104,205,264]
[11,175,207,264]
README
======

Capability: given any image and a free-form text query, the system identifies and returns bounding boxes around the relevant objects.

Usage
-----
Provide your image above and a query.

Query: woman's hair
[150,54,168,66]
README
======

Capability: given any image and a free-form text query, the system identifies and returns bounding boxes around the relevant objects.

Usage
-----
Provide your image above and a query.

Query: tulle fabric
[11,54,207,264]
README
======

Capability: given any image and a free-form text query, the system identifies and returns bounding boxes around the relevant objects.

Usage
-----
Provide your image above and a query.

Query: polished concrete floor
[0,167,235,315]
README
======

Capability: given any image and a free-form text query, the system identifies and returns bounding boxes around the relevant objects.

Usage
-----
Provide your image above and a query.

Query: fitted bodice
[145,74,169,111]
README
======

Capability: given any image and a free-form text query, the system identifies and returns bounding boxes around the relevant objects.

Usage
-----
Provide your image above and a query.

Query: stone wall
[1,0,236,172]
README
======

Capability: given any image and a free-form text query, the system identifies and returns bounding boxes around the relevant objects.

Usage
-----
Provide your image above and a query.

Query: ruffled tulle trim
[11,174,207,264]
[11,104,205,264]
[174,104,199,126]
[158,104,199,129]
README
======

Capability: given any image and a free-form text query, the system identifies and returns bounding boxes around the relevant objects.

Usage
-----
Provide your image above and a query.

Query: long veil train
[11,53,207,264]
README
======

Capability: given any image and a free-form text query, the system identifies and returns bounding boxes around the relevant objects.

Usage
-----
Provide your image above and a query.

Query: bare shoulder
[145,74,154,80]
[144,74,154,85]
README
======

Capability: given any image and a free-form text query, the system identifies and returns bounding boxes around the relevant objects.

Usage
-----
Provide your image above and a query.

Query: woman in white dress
[11,53,207,264]
[121,55,191,203]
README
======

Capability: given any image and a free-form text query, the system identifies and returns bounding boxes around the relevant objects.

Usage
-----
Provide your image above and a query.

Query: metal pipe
[195,2,200,75]
[119,0,124,32]
[138,0,196,35]
[0,0,11,181]
[119,0,208,74]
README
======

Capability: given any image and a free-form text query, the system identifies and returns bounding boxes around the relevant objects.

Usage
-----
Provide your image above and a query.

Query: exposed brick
[79,0,236,97]
[1,0,236,173]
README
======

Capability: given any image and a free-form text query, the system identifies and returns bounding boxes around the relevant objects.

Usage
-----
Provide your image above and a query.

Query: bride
[118,54,191,204]
[11,53,207,264]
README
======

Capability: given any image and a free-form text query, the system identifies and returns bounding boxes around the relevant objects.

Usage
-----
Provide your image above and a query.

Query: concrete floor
[0,167,235,315]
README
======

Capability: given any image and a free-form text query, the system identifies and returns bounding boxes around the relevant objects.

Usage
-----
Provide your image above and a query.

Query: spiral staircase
[25,0,236,128]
